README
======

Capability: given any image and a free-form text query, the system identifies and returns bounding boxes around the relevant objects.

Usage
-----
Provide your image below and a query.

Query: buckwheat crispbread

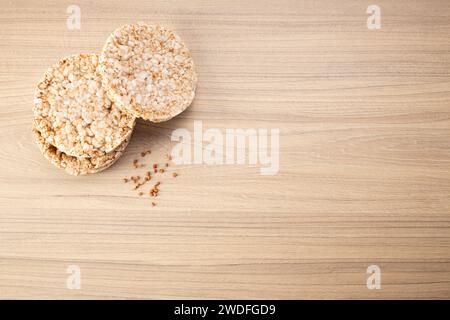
[99,22,197,122]
[33,53,136,158]
[32,125,130,176]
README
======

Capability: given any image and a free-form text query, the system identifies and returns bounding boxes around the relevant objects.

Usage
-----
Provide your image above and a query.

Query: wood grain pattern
[1,0,450,299]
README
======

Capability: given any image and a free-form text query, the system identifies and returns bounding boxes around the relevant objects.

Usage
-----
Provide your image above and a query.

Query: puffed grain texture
[32,124,130,176]
[99,22,197,122]
[33,53,136,158]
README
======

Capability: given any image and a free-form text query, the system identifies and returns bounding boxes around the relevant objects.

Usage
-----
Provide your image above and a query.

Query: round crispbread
[99,22,197,122]
[32,124,130,176]
[33,53,136,158]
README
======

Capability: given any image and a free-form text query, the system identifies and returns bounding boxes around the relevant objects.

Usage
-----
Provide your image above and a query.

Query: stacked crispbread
[32,22,197,175]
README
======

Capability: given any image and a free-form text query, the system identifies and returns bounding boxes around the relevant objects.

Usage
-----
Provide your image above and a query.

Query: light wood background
[0,0,449,299]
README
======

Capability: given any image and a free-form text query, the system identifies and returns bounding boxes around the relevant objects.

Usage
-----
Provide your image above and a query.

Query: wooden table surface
[1,0,449,299]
